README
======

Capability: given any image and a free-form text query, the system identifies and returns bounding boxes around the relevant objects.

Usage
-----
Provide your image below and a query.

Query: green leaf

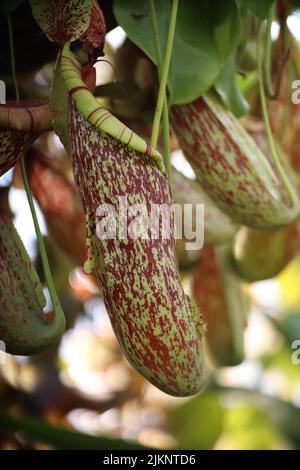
[238,0,275,19]
[215,54,250,117]
[211,0,241,61]
[29,0,93,46]
[114,0,241,104]
[0,0,24,15]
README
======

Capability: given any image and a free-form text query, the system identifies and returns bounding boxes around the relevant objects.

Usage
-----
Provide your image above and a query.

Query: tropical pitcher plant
[1,0,300,398]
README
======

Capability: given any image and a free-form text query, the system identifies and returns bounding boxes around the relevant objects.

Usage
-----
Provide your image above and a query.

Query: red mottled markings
[0,211,57,355]
[0,128,36,177]
[30,0,93,47]
[171,96,296,228]
[80,0,106,63]
[68,99,205,396]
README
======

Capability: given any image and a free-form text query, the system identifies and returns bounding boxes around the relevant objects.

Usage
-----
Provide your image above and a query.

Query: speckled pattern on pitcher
[60,45,206,397]
[171,95,299,229]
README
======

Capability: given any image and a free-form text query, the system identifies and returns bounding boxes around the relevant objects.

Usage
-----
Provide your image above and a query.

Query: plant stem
[150,0,178,157]
[161,102,171,180]
[20,158,65,319]
[149,0,172,181]
[257,21,299,209]
[6,14,65,326]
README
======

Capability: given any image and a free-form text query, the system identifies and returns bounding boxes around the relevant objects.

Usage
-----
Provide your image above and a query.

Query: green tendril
[263,3,276,99]
[149,0,172,182]
[150,0,178,176]
[20,158,66,323]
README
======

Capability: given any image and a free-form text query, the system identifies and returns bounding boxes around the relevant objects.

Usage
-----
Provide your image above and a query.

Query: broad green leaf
[211,0,241,61]
[0,0,24,14]
[114,0,241,104]
[238,0,275,19]
[215,54,249,117]
[29,0,93,46]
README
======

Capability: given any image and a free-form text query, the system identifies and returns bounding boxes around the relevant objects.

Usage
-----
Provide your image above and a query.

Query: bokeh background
[1,1,300,450]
